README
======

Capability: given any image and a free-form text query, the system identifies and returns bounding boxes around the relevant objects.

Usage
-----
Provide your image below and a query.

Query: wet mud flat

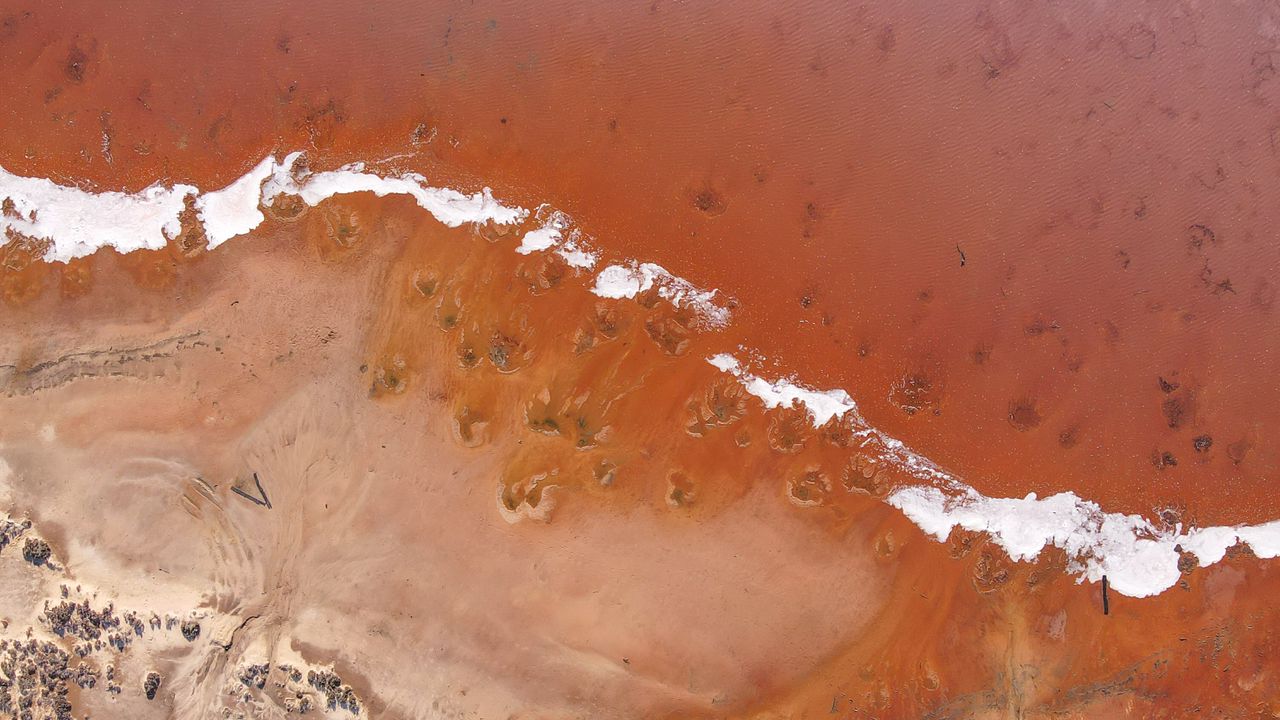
[0,185,1276,717]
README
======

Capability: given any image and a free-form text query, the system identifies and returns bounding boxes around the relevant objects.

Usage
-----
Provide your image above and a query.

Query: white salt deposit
[707,353,1280,598]
[0,167,196,262]
[195,156,279,249]
[592,262,731,328]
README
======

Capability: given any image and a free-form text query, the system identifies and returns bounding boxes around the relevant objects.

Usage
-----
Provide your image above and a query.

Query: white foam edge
[707,352,1280,598]
[0,166,196,262]
[0,151,530,263]
[514,208,598,269]
[593,261,731,328]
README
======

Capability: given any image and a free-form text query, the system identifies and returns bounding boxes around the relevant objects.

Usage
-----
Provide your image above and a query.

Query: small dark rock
[180,620,200,642]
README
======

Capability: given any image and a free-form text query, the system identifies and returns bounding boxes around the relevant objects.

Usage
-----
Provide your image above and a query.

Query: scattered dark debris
[0,637,77,719]
[1158,376,1179,394]
[307,669,362,715]
[22,538,51,566]
[0,517,31,554]
[1187,223,1215,250]
[1152,450,1178,469]
[1193,435,1213,453]
[239,663,269,690]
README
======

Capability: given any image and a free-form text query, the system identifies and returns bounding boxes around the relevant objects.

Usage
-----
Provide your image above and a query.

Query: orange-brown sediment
[3,0,1280,717]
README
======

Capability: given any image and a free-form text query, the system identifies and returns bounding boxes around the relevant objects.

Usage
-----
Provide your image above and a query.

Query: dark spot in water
[1152,450,1178,468]
[692,187,726,216]
[1193,434,1213,453]
[500,116,508,124]
[1161,395,1189,429]
[607,118,618,132]
[877,25,896,54]
[65,46,88,83]
[1158,376,1179,394]
[1025,317,1061,336]
[1058,426,1079,449]
[1007,398,1042,431]
[1187,224,1215,251]
[972,343,991,365]
[1227,438,1251,464]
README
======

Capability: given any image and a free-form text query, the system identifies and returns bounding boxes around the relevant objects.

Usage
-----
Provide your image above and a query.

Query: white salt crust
[707,353,1280,598]
[3,153,1272,598]
[591,262,731,328]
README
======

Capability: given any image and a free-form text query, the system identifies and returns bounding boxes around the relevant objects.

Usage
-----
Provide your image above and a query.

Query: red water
[2,0,1278,526]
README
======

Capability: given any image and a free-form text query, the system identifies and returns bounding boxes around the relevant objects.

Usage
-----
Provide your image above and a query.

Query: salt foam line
[707,353,1280,598]
[0,152,727,324]
[593,262,732,328]
[0,167,197,263]
[16,152,1250,597]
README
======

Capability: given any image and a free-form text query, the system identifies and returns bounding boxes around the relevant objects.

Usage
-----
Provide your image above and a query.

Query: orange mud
[3,1,1280,717]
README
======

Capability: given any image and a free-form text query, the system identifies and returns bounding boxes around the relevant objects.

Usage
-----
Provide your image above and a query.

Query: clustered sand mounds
[352,211,941,529]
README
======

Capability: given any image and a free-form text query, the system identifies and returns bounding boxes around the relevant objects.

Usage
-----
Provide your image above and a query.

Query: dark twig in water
[956,245,966,267]
[231,472,272,509]
[1102,575,1110,615]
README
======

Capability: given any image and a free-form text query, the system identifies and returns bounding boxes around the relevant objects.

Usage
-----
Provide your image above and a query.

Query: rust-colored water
[4,0,1278,525]
[3,1,1280,717]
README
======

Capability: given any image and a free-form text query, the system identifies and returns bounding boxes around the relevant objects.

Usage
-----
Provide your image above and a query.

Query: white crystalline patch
[0,167,197,262]
[517,210,570,255]
[278,162,527,228]
[3,151,528,263]
[708,352,1280,599]
[593,264,649,298]
[884,464,1280,598]
[592,262,731,328]
[556,244,598,269]
[518,225,562,254]
[195,156,279,249]
[706,353,855,427]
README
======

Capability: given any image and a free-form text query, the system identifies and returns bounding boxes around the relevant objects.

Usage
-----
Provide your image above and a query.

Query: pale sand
[0,215,889,718]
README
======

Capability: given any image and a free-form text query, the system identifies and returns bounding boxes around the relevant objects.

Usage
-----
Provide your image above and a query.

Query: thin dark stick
[231,472,271,509]
[253,472,272,510]
[1102,575,1110,615]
